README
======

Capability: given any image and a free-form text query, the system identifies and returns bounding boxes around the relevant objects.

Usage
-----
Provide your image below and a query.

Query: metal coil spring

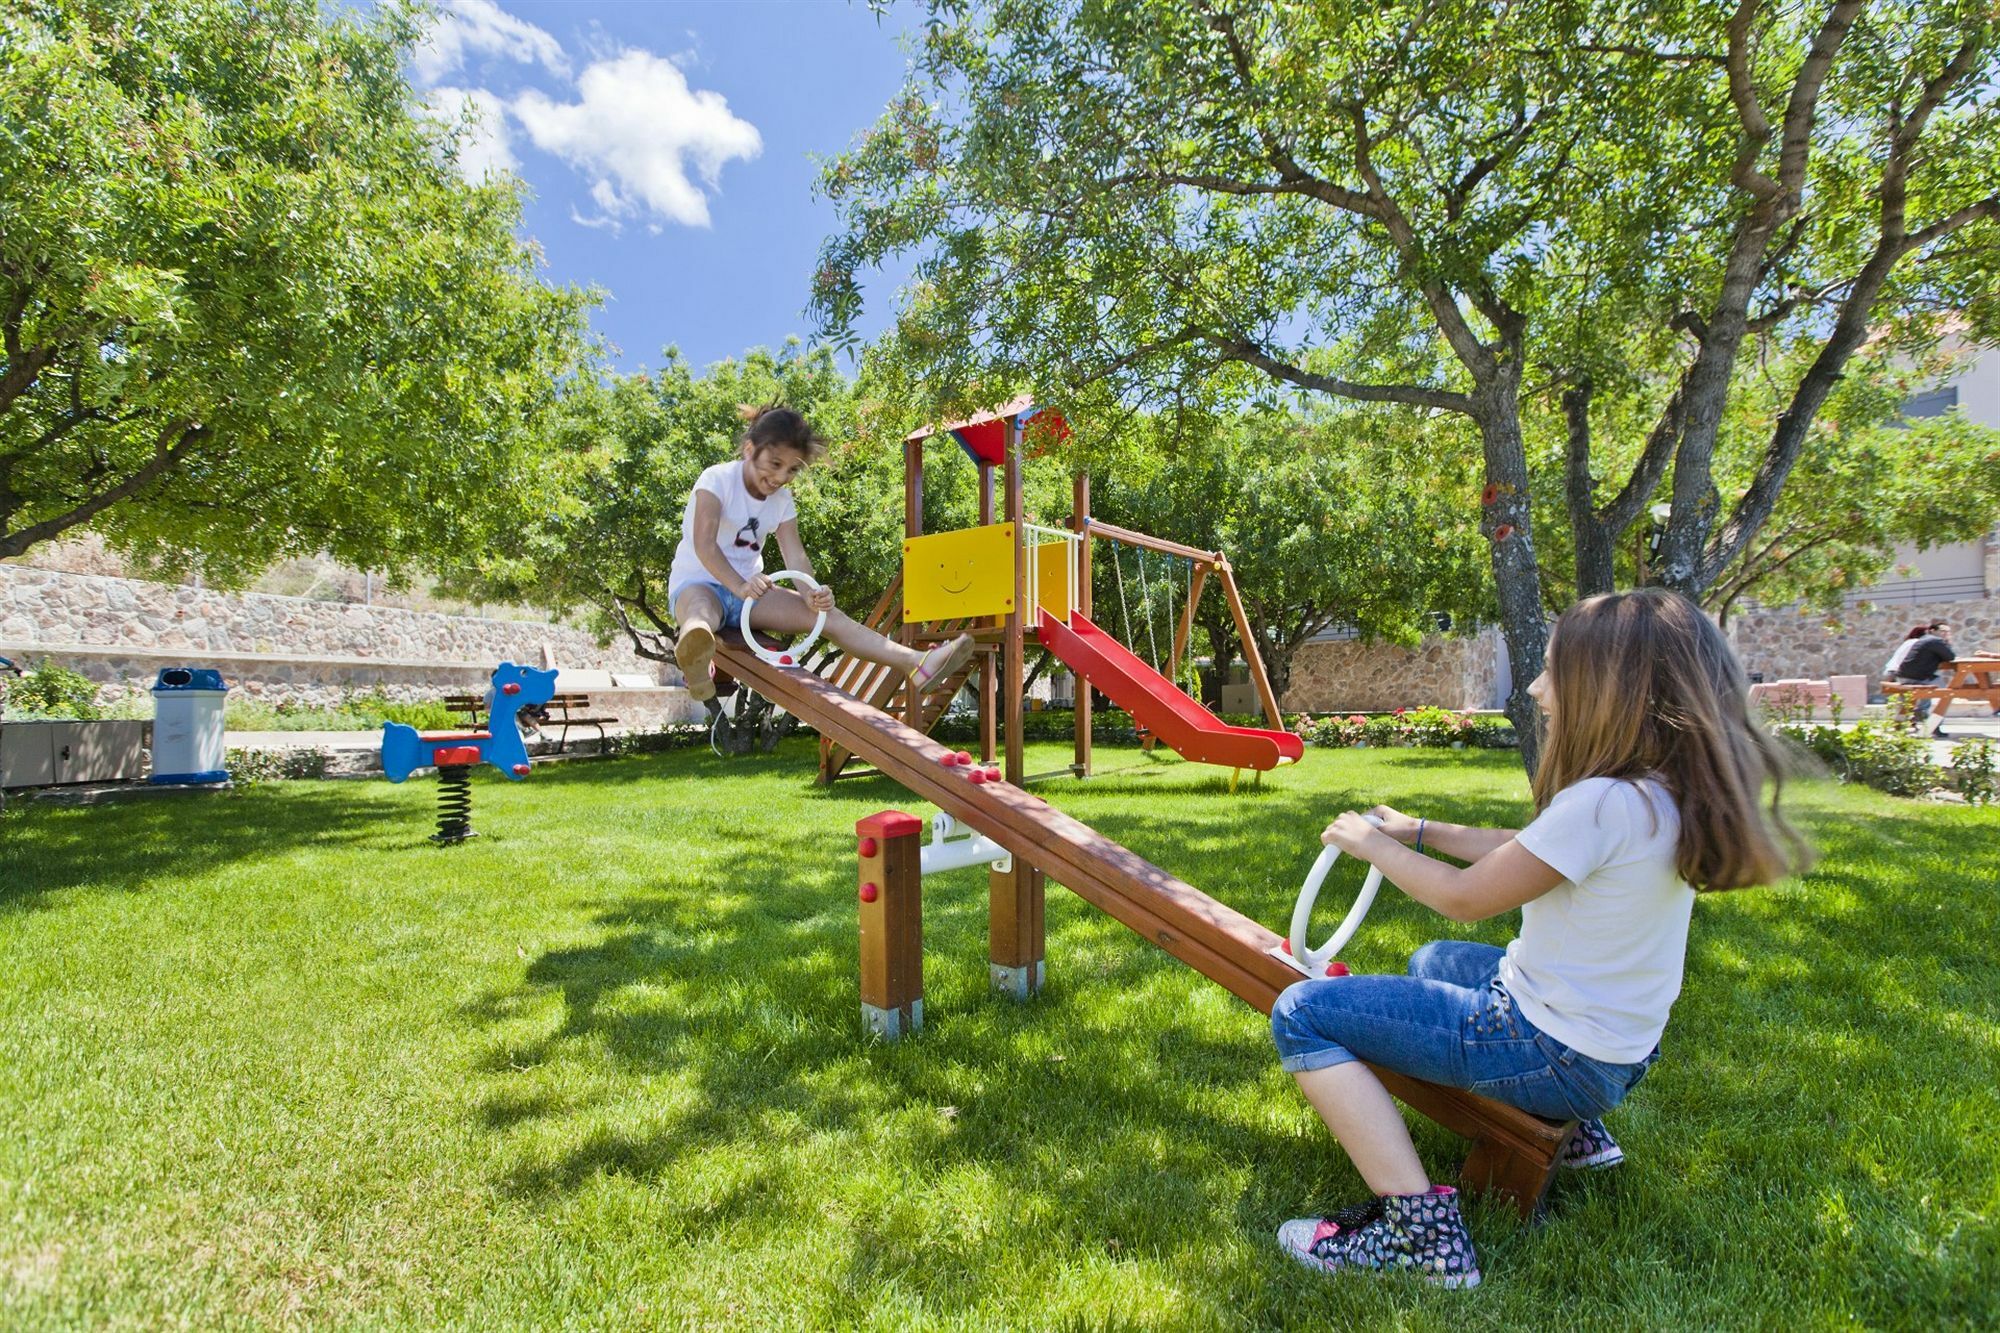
[433,764,475,843]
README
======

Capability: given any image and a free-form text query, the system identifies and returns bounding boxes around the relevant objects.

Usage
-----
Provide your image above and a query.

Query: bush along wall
[1293,707,1518,750]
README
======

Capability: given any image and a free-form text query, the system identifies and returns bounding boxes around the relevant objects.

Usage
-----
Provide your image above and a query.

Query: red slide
[1036,613,1303,771]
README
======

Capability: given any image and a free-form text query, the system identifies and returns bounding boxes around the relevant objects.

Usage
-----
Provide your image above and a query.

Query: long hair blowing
[1530,588,1810,892]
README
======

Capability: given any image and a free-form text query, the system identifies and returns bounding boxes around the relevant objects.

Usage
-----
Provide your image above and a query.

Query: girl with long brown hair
[1269,588,1808,1289]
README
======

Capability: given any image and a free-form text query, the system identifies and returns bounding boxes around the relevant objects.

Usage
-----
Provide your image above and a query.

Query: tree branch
[0,421,207,559]
[1206,335,1473,414]
[1724,0,1780,198]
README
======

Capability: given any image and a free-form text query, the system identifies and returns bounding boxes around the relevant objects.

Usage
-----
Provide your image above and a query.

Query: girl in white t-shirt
[1269,588,1807,1289]
[671,405,973,702]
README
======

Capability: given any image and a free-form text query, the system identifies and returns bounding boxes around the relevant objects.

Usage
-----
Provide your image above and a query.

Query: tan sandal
[677,624,716,702]
[911,634,975,692]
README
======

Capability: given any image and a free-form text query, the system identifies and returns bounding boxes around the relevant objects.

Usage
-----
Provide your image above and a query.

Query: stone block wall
[1284,627,1504,714]
[1724,598,2000,683]
[1,564,701,724]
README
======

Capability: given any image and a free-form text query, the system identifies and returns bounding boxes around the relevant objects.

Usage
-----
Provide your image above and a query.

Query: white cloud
[511,49,761,229]
[413,0,569,86]
[422,85,518,179]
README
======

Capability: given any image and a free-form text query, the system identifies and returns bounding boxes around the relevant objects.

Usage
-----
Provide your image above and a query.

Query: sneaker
[1277,1186,1481,1289]
[677,625,716,702]
[911,634,975,692]
[1559,1118,1625,1169]
[1931,727,1950,739]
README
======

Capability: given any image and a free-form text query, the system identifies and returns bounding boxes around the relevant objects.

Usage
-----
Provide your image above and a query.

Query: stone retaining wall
[0,564,701,725]
[1725,598,2000,683]
[1285,628,1505,713]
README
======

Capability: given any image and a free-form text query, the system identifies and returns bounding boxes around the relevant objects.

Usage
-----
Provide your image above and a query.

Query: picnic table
[1884,657,2000,719]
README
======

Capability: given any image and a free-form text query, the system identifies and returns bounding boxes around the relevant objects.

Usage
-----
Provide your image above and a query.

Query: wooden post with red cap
[856,810,924,1038]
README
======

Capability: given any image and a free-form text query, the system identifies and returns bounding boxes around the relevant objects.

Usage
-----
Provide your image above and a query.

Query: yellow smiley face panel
[903,523,1016,621]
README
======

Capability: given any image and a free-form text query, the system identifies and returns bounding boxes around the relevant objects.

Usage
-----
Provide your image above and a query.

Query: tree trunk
[1473,384,1548,775]
[1562,381,1618,598]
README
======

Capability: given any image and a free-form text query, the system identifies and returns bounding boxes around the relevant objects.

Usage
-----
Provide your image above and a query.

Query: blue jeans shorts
[1270,941,1656,1122]
[671,580,748,628]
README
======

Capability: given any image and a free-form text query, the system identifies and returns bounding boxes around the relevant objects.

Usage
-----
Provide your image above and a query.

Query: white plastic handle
[1288,813,1385,974]
[740,569,828,666]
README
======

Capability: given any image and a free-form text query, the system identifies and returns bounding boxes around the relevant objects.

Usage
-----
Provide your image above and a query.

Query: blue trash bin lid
[153,667,229,692]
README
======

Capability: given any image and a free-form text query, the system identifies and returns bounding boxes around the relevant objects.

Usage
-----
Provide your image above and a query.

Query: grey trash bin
[151,667,230,785]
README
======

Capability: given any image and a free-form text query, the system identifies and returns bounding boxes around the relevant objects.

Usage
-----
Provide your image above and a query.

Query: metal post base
[862,999,922,1040]
[990,961,1044,1000]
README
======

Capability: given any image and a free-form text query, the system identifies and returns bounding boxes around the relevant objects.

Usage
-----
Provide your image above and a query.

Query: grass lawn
[2,739,1996,1328]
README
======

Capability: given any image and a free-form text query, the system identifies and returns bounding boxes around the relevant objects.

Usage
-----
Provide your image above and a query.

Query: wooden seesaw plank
[714,638,1574,1216]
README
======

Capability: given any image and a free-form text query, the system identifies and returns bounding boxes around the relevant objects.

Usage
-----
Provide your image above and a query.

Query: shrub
[1777,718,1940,799]
[1947,738,1997,806]
[224,746,330,784]
[1361,715,1405,748]
[1403,705,1474,747]
[4,660,102,719]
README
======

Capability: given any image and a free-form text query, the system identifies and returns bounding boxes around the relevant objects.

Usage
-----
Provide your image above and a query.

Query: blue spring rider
[382,662,558,843]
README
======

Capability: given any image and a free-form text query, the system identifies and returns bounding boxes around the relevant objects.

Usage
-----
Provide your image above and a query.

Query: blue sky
[402,0,920,373]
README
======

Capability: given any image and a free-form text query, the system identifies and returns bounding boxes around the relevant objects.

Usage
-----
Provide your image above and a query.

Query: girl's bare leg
[749,589,925,672]
[1292,1063,1432,1197]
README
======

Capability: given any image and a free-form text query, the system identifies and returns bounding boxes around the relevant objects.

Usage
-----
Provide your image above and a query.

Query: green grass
[2,741,1995,1328]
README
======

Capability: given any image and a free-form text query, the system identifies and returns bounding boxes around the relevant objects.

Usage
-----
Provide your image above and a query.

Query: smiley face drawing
[936,554,977,598]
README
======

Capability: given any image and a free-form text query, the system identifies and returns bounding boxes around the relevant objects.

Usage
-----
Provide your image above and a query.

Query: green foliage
[1780,718,1942,799]
[1295,709,1514,750]
[1947,737,1997,806]
[1530,340,2000,618]
[223,692,463,734]
[816,0,2000,761]
[222,745,328,784]
[0,0,594,579]
[460,345,887,659]
[2,659,101,719]
[1088,408,1491,704]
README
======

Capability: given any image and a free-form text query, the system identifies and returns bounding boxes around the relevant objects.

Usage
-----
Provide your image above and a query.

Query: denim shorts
[1270,940,1656,1122]
[670,579,748,627]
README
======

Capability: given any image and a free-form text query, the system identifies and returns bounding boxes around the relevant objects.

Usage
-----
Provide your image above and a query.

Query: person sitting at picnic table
[1882,624,1929,677]
[1891,620,1957,736]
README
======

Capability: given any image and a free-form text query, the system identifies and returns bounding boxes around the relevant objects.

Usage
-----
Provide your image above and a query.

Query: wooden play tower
[817,396,1294,788]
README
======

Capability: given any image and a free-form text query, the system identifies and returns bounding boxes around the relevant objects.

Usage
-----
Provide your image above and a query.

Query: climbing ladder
[816,572,990,784]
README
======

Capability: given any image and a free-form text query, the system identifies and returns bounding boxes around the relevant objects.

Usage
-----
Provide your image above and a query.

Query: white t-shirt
[1884,639,1918,675]
[1502,777,1694,1064]
[667,460,797,599]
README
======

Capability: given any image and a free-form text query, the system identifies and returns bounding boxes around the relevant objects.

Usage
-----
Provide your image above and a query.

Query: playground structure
[720,400,1577,1217]
[815,396,1301,786]
[381,662,558,843]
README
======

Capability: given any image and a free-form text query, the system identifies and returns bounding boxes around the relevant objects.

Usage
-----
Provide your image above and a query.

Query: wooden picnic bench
[1882,658,2000,718]
[443,693,487,727]
[442,690,620,751]
[541,692,619,753]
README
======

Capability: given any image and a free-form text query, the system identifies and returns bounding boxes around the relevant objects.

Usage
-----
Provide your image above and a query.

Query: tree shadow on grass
[0,783,395,917]
[453,753,1555,1307]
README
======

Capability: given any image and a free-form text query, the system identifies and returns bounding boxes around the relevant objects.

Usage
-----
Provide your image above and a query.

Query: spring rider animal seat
[381,662,558,843]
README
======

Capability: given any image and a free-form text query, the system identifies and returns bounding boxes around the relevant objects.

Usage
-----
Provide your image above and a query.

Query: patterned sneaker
[911,634,975,692]
[677,625,716,702]
[1559,1119,1625,1169]
[1277,1187,1480,1289]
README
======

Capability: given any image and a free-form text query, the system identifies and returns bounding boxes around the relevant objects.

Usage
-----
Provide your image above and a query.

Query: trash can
[150,667,230,785]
